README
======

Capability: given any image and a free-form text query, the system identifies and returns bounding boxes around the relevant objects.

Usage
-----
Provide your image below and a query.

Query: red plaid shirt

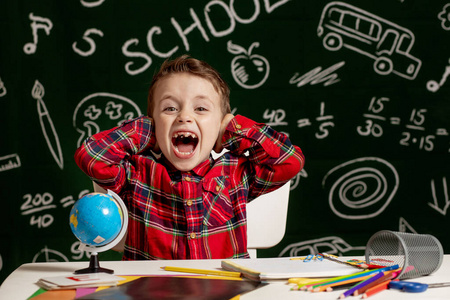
[74,115,304,260]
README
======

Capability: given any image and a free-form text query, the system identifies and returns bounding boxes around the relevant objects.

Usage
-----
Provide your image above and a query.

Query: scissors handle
[389,281,428,293]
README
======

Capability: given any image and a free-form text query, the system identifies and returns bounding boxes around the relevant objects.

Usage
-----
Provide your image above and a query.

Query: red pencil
[361,279,398,298]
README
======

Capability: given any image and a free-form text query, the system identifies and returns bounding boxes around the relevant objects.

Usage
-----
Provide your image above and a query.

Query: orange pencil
[361,279,398,298]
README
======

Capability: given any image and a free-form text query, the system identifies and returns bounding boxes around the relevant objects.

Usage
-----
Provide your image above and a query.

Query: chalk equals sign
[436,128,449,136]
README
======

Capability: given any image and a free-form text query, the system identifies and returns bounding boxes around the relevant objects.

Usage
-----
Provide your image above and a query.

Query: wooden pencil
[361,280,392,298]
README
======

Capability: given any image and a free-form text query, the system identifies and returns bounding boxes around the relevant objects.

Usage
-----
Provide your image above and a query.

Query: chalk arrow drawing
[429,177,449,215]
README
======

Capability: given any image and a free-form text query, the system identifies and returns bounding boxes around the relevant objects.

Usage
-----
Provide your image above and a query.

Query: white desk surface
[1,256,450,300]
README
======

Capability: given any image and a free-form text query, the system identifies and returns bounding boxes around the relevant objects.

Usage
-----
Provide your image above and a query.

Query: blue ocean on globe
[69,193,123,247]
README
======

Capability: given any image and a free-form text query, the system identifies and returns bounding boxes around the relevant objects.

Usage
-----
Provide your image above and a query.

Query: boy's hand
[214,113,234,153]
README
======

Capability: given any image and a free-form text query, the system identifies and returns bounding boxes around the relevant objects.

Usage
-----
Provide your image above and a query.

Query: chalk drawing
[32,246,68,263]
[32,80,64,170]
[0,77,6,97]
[322,157,399,220]
[73,92,142,147]
[279,236,365,257]
[399,217,417,234]
[438,3,450,30]
[290,169,308,191]
[228,40,270,89]
[429,177,449,216]
[263,109,288,126]
[72,28,104,57]
[80,0,105,8]
[318,2,421,80]
[0,153,21,172]
[289,61,345,87]
[427,58,450,92]
[24,13,53,54]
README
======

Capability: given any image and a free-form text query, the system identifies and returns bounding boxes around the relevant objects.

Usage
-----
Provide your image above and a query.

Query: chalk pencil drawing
[429,177,449,216]
[322,157,399,220]
[24,13,53,55]
[279,236,365,257]
[427,58,450,92]
[227,40,270,89]
[73,92,142,147]
[72,28,104,57]
[289,61,345,87]
[31,80,64,170]
[399,217,417,234]
[317,2,421,80]
[0,77,6,97]
[438,3,450,30]
[0,153,21,172]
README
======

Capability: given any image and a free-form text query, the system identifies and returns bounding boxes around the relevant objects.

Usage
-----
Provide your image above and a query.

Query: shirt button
[236,124,242,129]
[186,200,193,206]
[185,177,191,182]
[215,186,220,192]
[190,232,196,239]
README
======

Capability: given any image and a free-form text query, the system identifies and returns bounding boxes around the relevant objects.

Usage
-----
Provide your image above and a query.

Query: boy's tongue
[175,139,196,154]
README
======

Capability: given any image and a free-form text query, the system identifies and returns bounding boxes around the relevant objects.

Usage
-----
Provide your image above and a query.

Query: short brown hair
[147,55,231,117]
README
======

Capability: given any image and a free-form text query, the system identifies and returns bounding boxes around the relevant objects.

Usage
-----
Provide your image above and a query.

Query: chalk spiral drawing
[80,0,105,8]
[23,13,53,55]
[427,58,450,92]
[289,61,345,87]
[317,2,421,80]
[73,92,142,147]
[322,157,399,220]
[72,28,104,57]
[429,177,449,216]
[279,236,365,257]
[31,80,64,170]
[0,77,6,97]
[227,41,270,89]
[438,3,450,30]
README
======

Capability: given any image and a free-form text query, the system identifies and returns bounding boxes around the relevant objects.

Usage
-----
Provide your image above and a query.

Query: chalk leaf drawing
[429,177,449,216]
[31,80,64,170]
[438,3,450,30]
[72,28,104,57]
[227,40,270,89]
[279,236,365,257]
[317,2,421,80]
[322,157,399,220]
[24,13,53,54]
[73,92,142,147]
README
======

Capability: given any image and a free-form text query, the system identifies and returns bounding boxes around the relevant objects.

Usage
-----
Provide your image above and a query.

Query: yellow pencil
[161,266,242,278]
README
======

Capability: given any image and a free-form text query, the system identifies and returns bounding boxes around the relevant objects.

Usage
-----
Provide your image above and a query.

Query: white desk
[1,256,450,299]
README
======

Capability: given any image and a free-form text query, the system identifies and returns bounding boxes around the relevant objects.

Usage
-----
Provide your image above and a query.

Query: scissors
[389,281,450,293]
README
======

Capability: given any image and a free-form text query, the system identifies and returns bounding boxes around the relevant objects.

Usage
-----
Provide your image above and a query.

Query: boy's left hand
[214,113,234,153]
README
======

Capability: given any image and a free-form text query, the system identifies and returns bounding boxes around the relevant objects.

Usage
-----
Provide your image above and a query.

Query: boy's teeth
[174,146,193,155]
[173,132,197,138]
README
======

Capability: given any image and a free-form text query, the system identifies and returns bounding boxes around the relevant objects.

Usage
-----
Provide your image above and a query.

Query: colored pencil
[353,269,400,296]
[312,275,373,292]
[338,271,385,299]
[361,279,396,298]
[161,266,241,278]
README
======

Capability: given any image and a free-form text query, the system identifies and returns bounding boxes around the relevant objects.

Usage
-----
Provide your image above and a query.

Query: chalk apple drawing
[227,40,270,89]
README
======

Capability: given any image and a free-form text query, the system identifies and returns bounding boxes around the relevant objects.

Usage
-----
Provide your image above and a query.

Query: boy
[75,55,304,260]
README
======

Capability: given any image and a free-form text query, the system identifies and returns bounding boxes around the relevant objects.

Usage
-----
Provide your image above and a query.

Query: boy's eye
[163,107,177,112]
[196,107,207,112]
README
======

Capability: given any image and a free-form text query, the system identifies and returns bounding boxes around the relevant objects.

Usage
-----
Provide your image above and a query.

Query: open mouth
[172,131,198,156]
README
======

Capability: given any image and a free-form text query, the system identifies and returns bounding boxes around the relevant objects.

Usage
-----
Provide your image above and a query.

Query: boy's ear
[214,113,234,153]
[149,117,161,153]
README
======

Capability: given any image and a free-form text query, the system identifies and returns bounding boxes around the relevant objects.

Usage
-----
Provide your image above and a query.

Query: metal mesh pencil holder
[365,230,443,279]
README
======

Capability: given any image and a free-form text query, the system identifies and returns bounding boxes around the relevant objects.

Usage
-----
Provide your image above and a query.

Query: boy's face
[152,73,223,171]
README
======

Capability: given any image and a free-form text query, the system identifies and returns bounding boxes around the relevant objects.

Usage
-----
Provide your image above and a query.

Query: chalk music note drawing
[32,80,64,170]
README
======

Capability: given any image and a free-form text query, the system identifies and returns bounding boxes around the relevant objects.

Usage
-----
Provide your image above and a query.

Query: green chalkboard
[1,0,449,285]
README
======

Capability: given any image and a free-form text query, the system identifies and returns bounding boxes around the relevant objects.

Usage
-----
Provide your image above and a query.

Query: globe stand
[74,252,114,274]
[70,189,128,275]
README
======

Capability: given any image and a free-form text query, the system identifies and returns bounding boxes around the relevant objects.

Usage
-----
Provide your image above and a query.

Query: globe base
[74,252,114,274]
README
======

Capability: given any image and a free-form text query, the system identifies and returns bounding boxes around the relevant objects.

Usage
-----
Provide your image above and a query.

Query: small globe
[69,192,124,247]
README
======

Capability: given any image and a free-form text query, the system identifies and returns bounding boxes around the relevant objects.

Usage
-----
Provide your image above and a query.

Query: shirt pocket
[202,176,234,227]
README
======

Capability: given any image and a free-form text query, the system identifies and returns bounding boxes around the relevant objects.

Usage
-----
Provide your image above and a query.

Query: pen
[161,266,241,278]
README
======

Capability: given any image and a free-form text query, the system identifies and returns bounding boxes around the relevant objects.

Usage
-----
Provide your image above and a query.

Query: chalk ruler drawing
[73,92,142,147]
[227,40,270,89]
[31,80,64,170]
[279,236,365,257]
[0,154,21,172]
[72,28,104,56]
[438,3,450,30]
[322,157,399,220]
[317,2,421,80]
[24,13,53,54]
[429,177,449,216]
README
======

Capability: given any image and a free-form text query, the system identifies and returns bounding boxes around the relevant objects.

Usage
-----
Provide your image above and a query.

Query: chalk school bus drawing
[317,1,421,80]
